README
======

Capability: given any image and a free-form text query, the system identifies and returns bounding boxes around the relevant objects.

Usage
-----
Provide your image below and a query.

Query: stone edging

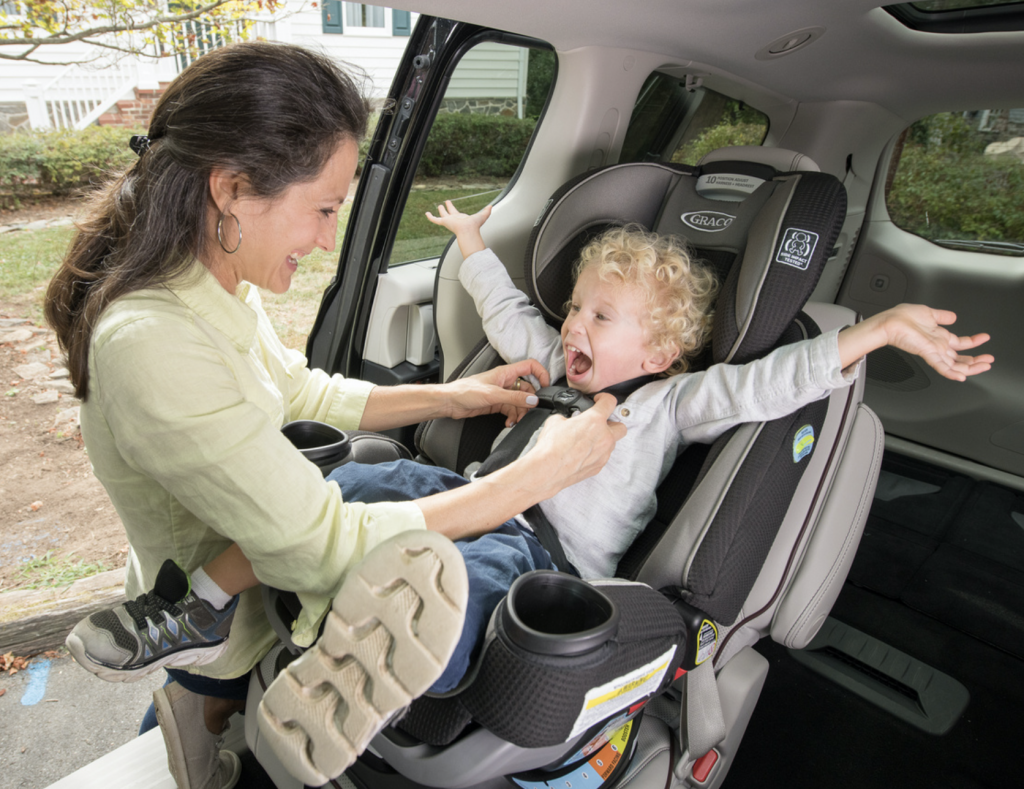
[0,567,126,655]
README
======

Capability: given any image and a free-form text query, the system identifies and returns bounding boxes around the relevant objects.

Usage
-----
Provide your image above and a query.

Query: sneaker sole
[65,631,229,684]
[256,530,468,786]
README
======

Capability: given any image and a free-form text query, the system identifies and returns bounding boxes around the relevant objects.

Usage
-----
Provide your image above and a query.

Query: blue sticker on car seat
[776,228,820,270]
[793,425,815,463]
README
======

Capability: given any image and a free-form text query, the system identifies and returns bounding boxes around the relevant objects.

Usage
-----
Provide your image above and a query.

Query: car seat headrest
[693,147,819,203]
[699,146,821,173]
[524,155,845,366]
[704,170,845,365]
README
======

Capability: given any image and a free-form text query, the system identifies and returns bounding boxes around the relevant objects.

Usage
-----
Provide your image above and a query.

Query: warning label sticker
[695,620,718,666]
[511,720,633,789]
[568,646,676,739]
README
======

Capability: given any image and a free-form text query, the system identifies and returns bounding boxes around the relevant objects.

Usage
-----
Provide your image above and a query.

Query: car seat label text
[776,227,820,270]
[569,646,676,739]
[793,424,815,463]
[681,210,736,232]
[695,619,719,665]
[696,172,765,197]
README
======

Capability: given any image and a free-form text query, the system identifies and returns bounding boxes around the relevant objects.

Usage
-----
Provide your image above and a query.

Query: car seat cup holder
[501,571,620,656]
[281,419,352,476]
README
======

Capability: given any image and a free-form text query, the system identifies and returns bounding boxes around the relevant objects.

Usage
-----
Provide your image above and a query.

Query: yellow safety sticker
[695,619,718,665]
[568,646,676,739]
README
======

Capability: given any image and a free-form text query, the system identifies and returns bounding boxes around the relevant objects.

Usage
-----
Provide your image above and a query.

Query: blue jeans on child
[327,458,559,693]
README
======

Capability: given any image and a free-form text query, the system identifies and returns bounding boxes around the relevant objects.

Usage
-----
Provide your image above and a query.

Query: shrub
[672,121,767,166]
[888,144,1024,243]
[417,112,537,179]
[0,126,144,206]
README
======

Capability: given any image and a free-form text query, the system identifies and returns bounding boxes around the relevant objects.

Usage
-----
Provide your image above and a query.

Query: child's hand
[425,201,491,258]
[873,304,993,381]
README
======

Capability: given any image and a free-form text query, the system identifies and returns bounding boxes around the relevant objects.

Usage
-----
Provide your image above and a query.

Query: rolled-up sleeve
[89,287,425,650]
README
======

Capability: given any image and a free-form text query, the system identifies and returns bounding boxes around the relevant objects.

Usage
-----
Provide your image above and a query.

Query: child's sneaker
[256,530,469,786]
[65,559,237,683]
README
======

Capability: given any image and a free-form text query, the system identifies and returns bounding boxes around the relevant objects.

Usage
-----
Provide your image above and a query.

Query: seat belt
[678,660,726,776]
[673,602,727,780]
[473,375,657,572]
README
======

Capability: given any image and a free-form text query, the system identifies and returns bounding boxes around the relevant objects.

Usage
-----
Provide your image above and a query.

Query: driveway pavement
[0,650,166,789]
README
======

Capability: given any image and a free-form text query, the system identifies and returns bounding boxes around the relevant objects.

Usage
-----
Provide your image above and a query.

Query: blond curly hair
[572,225,719,376]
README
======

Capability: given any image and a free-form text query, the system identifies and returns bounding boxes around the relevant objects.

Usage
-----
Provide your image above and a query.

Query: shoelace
[124,590,182,631]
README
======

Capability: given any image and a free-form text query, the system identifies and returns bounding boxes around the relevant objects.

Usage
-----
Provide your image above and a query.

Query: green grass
[17,551,109,590]
[0,225,75,322]
[0,183,503,350]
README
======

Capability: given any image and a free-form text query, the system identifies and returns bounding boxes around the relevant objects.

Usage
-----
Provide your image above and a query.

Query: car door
[305,14,555,447]
[838,111,1024,483]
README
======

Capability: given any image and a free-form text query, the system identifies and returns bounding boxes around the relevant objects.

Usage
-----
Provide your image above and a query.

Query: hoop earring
[217,211,242,254]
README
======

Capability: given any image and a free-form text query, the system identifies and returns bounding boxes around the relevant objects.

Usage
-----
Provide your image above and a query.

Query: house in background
[0,3,531,132]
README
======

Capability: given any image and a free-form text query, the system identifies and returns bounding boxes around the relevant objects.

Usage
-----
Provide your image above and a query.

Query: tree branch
[0,1,252,61]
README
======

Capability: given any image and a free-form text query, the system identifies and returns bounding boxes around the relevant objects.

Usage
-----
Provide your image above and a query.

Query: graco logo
[776,228,820,270]
[680,211,735,233]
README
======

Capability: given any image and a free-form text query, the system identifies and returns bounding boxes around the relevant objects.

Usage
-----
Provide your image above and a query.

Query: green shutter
[322,0,343,34]
[392,9,411,36]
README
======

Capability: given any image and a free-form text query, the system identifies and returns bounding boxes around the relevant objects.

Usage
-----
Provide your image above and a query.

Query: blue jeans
[327,459,557,692]
[141,458,552,734]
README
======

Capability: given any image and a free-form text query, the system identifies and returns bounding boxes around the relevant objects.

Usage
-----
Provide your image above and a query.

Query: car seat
[244,147,884,789]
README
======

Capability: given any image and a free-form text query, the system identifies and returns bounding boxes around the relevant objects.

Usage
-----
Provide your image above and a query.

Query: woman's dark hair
[45,42,371,400]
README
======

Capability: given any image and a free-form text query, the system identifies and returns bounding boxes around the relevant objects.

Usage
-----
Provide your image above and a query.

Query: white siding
[0,6,528,120]
[446,43,527,100]
[284,4,418,98]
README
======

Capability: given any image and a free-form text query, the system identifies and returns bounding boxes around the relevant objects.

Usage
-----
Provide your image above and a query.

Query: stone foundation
[0,102,31,134]
[440,98,520,117]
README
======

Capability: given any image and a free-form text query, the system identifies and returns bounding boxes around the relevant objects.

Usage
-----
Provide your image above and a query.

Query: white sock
[190,567,233,610]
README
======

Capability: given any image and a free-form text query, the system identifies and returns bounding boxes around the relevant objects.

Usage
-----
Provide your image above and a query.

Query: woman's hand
[506,393,627,502]
[442,359,551,422]
[415,393,627,540]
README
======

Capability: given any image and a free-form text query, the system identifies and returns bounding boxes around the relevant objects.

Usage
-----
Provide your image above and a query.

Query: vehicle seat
[248,148,884,789]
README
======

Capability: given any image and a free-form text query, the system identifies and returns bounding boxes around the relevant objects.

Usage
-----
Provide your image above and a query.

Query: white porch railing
[25,63,139,131]
[24,14,283,132]
[171,16,278,71]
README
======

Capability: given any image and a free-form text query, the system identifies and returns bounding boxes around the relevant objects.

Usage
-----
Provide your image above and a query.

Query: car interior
[253,2,1023,788]
[250,147,881,788]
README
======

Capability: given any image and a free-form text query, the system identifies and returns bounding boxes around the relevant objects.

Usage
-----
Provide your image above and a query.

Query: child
[67,204,993,781]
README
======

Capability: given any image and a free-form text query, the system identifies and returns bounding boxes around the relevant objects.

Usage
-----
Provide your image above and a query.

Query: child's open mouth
[565,344,592,378]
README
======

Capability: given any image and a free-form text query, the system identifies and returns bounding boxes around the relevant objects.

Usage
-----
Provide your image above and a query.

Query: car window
[389,42,556,266]
[619,72,768,165]
[886,109,1024,256]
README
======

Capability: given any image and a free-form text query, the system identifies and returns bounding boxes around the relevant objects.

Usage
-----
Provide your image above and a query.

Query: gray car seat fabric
[249,149,882,789]
[403,152,859,745]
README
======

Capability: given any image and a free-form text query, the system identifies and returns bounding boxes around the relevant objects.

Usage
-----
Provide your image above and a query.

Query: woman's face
[211,139,360,294]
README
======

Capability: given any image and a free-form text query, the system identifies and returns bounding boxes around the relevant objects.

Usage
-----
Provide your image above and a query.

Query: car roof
[397,0,1024,122]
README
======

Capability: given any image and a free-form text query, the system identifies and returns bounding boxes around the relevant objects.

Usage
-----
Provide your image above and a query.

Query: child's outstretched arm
[425,201,491,259]
[838,304,993,381]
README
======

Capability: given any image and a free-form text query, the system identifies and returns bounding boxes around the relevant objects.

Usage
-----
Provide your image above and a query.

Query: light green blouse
[81,265,425,679]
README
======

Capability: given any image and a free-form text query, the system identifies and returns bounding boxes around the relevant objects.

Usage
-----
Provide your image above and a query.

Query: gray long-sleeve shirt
[459,248,856,579]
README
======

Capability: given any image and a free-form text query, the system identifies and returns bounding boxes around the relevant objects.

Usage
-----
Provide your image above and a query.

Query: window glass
[886,110,1024,255]
[620,72,768,165]
[389,43,555,266]
[345,3,385,28]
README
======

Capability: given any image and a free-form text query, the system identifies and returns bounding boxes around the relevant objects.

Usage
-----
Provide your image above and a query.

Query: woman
[45,42,624,789]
